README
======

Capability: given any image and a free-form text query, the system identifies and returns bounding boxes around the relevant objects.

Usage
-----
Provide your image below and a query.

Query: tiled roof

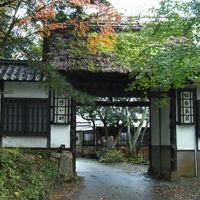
[0,60,44,81]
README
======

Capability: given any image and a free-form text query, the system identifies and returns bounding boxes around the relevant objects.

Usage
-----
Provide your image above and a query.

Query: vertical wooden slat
[170,88,177,171]
[47,94,51,147]
[70,99,76,174]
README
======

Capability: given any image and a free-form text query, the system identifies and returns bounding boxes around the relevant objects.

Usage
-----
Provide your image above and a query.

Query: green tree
[77,99,149,152]
[114,0,200,92]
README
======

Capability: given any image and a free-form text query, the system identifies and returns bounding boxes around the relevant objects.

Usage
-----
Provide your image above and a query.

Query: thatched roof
[44,30,131,74]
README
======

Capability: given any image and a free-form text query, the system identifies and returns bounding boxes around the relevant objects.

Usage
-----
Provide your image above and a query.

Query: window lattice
[51,93,71,124]
[1,98,48,136]
[178,90,194,124]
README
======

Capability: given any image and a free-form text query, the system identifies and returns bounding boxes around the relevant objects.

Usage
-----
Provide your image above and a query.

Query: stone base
[149,168,180,181]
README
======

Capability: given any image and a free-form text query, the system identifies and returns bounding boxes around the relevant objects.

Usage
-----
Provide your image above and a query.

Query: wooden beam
[169,89,177,171]
[70,99,77,174]
[94,101,150,107]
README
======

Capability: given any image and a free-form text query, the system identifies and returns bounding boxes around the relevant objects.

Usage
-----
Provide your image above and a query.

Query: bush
[99,150,125,163]
[0,148,59,200]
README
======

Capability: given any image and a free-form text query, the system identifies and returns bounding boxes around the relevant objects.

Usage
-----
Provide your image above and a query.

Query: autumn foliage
[15,0,122,54]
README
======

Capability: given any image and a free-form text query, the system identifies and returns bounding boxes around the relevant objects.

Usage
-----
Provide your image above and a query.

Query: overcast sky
[108,0,161,16]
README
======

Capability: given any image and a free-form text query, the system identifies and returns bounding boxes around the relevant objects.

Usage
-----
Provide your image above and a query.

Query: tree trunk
[128,107,148,155]
[112,125,123,149]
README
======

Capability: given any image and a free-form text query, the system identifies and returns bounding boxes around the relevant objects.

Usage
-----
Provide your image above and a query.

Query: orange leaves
[15,0,122,48]
[44,23,67,30]
[17,16,32,27]
[100,24,115,34]
[16,0,65,38]
[17,0,56,27]
[74,22,89,37]
[34,1,55,20]
[69,0,91,7]
[87,30,116,54]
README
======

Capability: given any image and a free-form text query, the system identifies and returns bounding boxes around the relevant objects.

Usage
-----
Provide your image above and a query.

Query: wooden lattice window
[83,132,95,146]
[1,98,48,136]
[118,132,128,145]
[197,101,200,136]
[178,89,194,124]
[51,93,71,124]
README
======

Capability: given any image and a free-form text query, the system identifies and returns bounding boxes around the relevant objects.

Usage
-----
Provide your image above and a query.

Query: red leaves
[69,0,91,6]
[74,22,89,37]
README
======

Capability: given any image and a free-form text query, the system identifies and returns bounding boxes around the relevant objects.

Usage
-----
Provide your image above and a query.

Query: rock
[51,152,61,159]
[59,151,74,181]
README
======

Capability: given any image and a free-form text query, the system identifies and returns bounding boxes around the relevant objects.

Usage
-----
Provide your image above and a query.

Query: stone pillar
[59,151,74,180]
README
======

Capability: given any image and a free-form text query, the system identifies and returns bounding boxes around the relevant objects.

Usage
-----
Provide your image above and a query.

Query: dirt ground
[47,179,83,200]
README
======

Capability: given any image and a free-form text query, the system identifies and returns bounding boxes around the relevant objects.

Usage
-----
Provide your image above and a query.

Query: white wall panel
[50,125,70,148]
[161,104,170,145]
[4,82,48,98]
[198,138,200,150]
[197,86,200,100]
[151,98,170,145]
[177,125,195,150]
[2,136,47,147]
[151,98,160,145]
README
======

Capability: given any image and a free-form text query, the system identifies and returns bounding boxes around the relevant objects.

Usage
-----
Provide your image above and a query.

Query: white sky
[108,0,161,16]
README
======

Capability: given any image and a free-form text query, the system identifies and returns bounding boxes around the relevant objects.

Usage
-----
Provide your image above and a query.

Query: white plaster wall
[151,98,160,145]
[177,125,195,150]
[151,98,170,145]
[197,86,200,100]
[161,104,170,145]
[4,82,48,98]
[198,138,200,150]
[50,125,70,148]
[2,136,47,147]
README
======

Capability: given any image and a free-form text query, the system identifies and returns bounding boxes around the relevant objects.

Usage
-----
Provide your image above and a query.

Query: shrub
[0,148,59,200]
[99,150,125,163]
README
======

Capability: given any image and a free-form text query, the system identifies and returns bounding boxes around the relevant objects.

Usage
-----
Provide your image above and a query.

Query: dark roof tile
[0,60,43,81]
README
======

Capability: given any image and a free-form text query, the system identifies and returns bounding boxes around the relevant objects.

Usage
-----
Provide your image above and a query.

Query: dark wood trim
[196,100,200,137]
[47,92,51,148]
[151,145,172,149]
[0,81,3,146]
[93,101,150,107]
[70,99,76,173]
[177,149,195,152]
[0,146,71,151]
[194,88,198,177]
[170,88,177,171]
[149,98,152,173]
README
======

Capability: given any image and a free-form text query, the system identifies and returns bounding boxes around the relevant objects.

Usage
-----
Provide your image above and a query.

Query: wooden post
[170,88,177,171]
[70,99,76,174]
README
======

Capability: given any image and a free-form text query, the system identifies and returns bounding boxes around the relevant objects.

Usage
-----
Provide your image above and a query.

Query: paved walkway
[75,158,154,200]
[75,158,200,200]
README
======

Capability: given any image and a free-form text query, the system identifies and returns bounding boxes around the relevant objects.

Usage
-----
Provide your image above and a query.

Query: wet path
[49,158,200,200]
[75,158,155,200]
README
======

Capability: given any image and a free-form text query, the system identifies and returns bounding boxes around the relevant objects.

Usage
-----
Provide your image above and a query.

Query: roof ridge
[0,59,28,65]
